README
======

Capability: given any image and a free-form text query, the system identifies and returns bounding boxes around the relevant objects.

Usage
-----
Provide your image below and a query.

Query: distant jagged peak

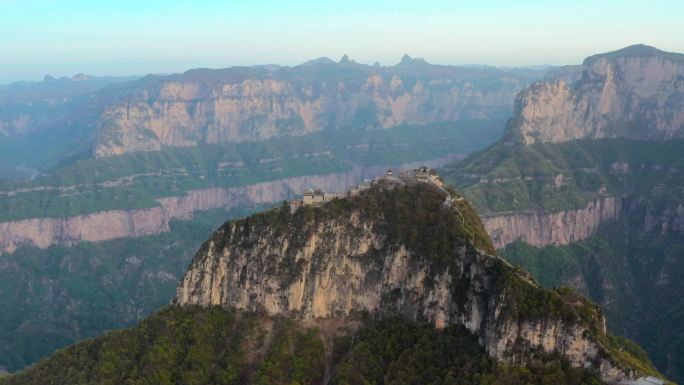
[41,73,94,83]
[398,53,429,66]
[336,54,365,67]
[583,44,684,65]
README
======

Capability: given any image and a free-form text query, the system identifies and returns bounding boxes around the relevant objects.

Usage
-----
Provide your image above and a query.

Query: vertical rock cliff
[481,196,622,248]
[512,45,684,145]
[174,176,634,374]
[92,59,546,158]
[444,45,684,249]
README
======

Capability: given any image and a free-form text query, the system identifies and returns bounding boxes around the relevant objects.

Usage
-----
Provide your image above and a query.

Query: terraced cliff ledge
[175,172,654,382]
[0,157,456,254]
[481,196,621,249]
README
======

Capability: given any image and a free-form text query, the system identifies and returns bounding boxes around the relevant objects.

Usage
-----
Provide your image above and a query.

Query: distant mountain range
[0,56,574,179]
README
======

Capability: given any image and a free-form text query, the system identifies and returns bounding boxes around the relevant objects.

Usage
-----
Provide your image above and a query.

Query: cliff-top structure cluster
[288,166,444,213]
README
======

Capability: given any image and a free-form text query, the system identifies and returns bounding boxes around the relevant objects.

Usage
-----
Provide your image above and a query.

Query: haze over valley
[1,2,683,384]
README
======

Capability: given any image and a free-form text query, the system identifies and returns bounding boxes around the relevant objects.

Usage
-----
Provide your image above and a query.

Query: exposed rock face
[0,156,457,254]
[93,62,546,158]
[482,196,621,248]
[174,179,621,370]
[513,45,684,144]
[0,208,170,254]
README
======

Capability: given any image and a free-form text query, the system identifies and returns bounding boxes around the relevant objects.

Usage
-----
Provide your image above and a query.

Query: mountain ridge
[90,59,554,158]
[173,174,656,381]
[583,44,684,65]
[0,172,665,384]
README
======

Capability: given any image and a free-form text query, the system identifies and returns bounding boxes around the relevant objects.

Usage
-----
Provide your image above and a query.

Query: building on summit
[289,167,445,214]
[290,188,349,213]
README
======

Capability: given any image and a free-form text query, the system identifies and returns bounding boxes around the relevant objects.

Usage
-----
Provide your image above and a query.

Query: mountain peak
[398,53,429,66]
[400,53,413,64]
[584,44,684,65]
[299,57,336,66]
[398,54,429,66]
[508,44,684,145]
[174,170,642,379]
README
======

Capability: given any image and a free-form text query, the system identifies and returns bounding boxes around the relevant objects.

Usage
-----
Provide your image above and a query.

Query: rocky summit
[174,171,650,380]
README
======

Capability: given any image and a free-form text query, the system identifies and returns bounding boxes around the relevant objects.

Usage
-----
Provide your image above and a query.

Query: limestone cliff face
[512,45,684,144]
[482,196,621,249]
[0,208,170,254]
[174,179,622,370]
[93,63,541,158]
[0,156,457,254]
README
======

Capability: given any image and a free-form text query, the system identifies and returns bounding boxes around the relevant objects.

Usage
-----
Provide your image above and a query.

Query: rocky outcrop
[0,208,170,254]
[93,60,547,158]
[0,156,458,254]
[512,45,684,144]
[481,196,622,249]
[174,178,624,371]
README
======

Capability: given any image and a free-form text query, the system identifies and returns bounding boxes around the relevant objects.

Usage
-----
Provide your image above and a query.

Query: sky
[1,0,683,83]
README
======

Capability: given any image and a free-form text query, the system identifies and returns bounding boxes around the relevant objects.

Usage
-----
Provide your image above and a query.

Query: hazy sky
[2,0,683,83]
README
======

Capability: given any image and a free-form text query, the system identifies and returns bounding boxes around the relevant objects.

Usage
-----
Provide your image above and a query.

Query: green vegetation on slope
[445,136,684,381]
[0,205,266,373]
[332,316,602,385]
[0,120,503,373]
[644,300,684,384]
[214,179,496,266]
[499,220,632,319]
[443,138,684,213]
[499,217,684,382]
[0,119,503,221]
[0,306,604,385]
[335,181,497,256]
[605,334,667,382]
